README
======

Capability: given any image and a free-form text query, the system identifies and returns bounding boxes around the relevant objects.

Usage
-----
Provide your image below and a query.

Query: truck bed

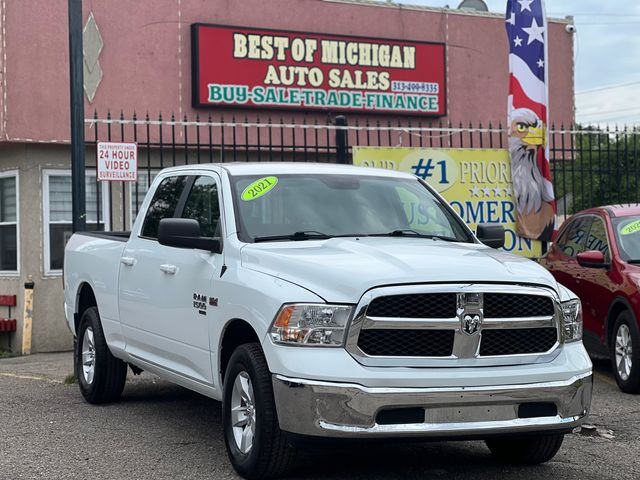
[76,231,131,242]
[64,231,131,335]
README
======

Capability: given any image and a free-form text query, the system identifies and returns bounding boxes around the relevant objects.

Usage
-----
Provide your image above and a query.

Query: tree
[552,126,640,215]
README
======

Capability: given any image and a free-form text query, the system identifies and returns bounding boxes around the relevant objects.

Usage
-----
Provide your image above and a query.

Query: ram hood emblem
[462,313,482,335]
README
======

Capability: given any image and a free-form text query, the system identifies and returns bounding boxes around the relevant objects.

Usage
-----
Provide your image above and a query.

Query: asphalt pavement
[0,352,638,480]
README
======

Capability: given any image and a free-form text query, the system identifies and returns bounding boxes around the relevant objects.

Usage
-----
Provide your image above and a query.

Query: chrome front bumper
[272,372,592,438]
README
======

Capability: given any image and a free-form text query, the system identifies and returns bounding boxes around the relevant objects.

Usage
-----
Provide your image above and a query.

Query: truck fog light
[561,299,583,343]
[270,304,353,346]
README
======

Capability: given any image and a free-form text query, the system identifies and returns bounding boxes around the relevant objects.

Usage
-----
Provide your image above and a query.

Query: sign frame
[191,23,448,117]
[97,141,138,182]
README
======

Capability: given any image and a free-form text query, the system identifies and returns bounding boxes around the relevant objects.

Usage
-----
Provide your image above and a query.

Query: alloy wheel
[81,326,96,384]
[615,324,633,381]
[230,371,256,454]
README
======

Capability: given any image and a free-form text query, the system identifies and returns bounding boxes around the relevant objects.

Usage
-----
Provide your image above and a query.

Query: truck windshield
[613,216,640,263]
[230,173,474,244]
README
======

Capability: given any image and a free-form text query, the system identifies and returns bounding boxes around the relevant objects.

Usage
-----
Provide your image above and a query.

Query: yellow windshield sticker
[241,176,278,201]
[621,220,640,235]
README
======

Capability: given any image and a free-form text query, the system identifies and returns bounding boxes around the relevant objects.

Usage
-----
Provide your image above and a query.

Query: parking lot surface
[0,352,638,480]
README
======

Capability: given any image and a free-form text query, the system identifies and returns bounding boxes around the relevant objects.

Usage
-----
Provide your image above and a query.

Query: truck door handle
[120,257,136,267]
[160,264,177,275]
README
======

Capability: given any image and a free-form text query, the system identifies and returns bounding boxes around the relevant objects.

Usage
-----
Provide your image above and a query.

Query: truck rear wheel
[75,306,127,404]
[485,433,564,464]
[222,343,296,480]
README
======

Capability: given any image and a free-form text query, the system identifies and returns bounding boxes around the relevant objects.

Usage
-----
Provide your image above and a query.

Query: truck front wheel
[75,306,127,404]
[485,433,564,464]
[222,343,296,480]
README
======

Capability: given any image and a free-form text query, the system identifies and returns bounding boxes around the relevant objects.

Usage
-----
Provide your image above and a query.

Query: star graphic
[537,59,545,68]
[506,12,516,26]
[523,18,545,45]
[513,36,523,47]
[493,186,502,197]
[518,0,534,12]
[470,186,480,197]
[505,186,513,196]
[482,187,492,197]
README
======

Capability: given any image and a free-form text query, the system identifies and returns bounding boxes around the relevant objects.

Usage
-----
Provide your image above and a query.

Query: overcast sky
[397,0,640,125]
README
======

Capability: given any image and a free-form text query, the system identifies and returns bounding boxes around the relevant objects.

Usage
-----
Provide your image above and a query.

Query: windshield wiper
[627,259,640,264]
[253,231,333,243]
[370,229,460,242]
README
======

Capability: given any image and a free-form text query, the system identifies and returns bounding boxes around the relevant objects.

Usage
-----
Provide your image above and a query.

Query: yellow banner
[353,147,542,257]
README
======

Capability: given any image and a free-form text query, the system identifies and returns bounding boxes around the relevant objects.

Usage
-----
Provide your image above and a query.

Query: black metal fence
[84,112,640,231]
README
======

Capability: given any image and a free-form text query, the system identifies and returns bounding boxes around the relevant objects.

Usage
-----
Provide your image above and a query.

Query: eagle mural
[509,108,555,241]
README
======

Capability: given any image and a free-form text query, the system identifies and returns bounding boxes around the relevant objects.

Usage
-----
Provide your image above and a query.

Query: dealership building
[0,0,575,353]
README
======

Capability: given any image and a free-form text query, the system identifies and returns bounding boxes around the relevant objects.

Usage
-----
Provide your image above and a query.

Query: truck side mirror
[158,218,222,253]
[476,223,505,249]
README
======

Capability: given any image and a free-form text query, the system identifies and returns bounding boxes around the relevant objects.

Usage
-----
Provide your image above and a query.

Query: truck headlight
[561,299,583,342]
[270,304,353,346]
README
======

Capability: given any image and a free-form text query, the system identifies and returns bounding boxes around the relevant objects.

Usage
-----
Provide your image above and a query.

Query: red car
[541,204,640,393]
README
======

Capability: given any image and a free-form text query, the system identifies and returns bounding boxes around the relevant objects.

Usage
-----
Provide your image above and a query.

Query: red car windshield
[613,216,640,263]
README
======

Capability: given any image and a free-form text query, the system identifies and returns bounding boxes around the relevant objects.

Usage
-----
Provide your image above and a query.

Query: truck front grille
[366,293,554,319]
[358,329,454,357]
[479,328,558,356]
[367,293,456,318]
[348,285,561,366]
[483,294,555,318]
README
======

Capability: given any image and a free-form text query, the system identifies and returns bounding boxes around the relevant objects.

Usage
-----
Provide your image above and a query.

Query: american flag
[506,0,556,242]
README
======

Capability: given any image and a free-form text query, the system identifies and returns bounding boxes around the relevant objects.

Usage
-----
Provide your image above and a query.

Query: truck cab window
[182,176,221,238]
[141,175,187,238]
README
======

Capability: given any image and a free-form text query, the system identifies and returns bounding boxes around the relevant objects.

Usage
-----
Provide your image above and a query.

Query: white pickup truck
[64,163,592,479]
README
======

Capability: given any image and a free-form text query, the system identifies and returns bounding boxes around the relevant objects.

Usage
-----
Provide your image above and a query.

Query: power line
[549,13,640,17]
[579,106,640,118]
[578,114,640,124]
[578,22,640,26]
[577,80,640,95]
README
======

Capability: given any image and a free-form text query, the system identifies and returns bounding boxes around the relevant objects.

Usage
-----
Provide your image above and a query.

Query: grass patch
[0,350,13,359]
[64,373,76,385]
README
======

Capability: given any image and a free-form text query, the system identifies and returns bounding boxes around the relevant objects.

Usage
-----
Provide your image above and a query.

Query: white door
[119,173,223,384]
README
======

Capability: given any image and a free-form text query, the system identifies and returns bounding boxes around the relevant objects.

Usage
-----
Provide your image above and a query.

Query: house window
[0,171,19,273]
[43,170,109,274]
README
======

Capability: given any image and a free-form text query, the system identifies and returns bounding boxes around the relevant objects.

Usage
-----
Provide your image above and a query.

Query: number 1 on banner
[412,158,449,185]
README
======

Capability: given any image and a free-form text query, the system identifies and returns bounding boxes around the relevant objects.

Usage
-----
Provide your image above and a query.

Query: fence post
[335,115,348,164]
[68,0,86,232]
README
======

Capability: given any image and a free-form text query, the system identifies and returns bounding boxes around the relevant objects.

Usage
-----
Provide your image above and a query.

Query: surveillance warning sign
[97,142,138,182]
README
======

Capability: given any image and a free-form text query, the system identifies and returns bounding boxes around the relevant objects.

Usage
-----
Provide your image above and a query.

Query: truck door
[118,173,223,385]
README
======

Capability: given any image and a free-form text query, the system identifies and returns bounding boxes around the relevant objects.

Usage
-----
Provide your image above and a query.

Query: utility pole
[68,0,86,232]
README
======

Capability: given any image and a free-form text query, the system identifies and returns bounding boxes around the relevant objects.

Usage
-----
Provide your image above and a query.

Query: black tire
[75,306,127,404]
[486,433,564,465]
[610,311,640,393]
[222,343,296,480]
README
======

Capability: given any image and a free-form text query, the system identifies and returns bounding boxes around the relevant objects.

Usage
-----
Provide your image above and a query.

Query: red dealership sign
[191,24,446,116]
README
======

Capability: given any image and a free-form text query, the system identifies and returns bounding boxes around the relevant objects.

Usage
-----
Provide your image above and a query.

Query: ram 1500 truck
[64,163,592,479]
